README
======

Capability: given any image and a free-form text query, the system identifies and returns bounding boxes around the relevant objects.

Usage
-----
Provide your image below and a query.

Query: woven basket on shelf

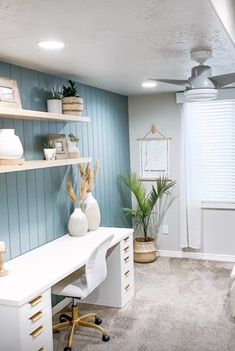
[62,97,84,116]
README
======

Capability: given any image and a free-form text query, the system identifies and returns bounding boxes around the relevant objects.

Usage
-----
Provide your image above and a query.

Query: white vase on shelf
[0,129,24,159]
[68,207,88,237]
[47,99,62,114]
[82,192,101,231]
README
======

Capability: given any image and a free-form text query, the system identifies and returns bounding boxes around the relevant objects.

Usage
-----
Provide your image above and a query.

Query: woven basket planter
[62,97,84,116]
[134,237,158,263]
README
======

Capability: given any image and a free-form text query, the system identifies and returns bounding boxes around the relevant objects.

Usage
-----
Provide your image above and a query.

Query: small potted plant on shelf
[43,141,56,161]
[62,80,84,116]
[46,85,62,114]
[67,133,80,158]
[121,173,175,263]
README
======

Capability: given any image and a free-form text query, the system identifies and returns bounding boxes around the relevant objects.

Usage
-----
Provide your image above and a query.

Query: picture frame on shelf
[0,77,22,109]
[48,134,69,159]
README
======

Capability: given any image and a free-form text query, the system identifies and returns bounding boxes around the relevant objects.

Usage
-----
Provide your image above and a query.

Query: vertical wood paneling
[0,61,131,260]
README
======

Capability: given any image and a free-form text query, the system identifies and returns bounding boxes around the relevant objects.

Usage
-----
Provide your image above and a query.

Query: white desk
[0,227,134,351]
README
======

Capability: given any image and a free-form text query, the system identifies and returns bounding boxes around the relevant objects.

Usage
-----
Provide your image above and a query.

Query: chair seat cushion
[52,268,88,299]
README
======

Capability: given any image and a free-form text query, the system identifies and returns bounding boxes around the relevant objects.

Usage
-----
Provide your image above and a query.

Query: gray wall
[0,61,131,262]
[128,93,235,256]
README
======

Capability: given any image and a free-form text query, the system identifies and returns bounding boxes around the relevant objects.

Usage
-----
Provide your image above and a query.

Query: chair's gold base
[53,304,109,349]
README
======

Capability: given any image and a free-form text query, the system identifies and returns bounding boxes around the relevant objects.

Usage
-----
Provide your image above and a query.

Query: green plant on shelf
[62,80,80,97]
[47,84,62,100]
[44,141,56,149]
[68,133,80,143]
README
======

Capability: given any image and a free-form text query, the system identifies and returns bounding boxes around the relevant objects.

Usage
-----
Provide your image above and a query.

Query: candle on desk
[0,241,5,252]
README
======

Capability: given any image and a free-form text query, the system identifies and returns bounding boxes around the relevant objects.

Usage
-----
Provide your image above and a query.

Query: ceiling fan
[149,50,235,101]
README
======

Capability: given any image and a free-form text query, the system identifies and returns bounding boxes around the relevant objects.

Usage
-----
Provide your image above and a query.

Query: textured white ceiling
[0,0,235,95]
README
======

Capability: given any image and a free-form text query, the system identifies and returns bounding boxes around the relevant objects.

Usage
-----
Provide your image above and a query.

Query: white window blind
[188,99,235,203]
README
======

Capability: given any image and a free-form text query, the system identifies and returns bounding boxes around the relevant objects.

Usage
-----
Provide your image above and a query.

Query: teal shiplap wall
[0,61,131,261]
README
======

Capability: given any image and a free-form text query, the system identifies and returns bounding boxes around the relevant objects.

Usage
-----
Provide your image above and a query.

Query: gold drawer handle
[124,236,129,242]
[124,270,130,277]
[124,256,130,263]
[31,326,44,338]
[30,311,44,322]
[29,295,43,306]
[123,246,129,253]
[38,348,45,351]
[125,284,131,292]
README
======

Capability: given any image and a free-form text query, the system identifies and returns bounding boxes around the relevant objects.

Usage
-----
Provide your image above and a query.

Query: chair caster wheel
[102,334,110,342]
[95,317,102,325]
[60,318,67,323]
[64,347,72,351]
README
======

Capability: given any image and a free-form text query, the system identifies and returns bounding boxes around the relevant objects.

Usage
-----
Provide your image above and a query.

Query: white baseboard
[159,250,235,262]
[52,297,72,316]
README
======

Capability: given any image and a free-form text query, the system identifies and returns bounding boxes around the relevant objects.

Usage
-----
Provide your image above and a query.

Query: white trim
[202,202,235,210]
[159,250,235,262]
[52,297,71,316]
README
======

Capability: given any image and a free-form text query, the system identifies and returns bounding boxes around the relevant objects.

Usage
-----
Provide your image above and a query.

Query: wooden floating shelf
[0,107,90,122]
[0,157,91,174]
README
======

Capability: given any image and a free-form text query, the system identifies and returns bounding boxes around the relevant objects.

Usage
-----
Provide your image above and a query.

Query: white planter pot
[47,99,62,114]
[68,207,88,237]
[82,192,101,231]
[43,148,56,161]
[0,129,24,159]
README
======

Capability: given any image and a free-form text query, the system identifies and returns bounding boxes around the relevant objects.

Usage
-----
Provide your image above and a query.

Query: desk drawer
[20,305,52,338]
[20,290,51,319]
[21,316,52,351]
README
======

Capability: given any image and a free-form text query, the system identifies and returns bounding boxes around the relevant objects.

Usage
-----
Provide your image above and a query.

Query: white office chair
[52,234,114,351]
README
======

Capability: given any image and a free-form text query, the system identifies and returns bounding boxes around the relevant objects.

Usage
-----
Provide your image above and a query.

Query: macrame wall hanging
[138,125,172,181]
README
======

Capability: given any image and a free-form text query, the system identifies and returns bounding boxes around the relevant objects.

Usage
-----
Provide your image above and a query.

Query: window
[188,99,235,204]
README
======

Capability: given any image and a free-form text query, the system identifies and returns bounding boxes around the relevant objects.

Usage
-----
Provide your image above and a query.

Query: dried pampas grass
[79,161,99,193]
[67,182,78,207]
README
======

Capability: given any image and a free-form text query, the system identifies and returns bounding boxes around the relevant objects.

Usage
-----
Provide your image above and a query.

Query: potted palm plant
[62,80,84,115]
[121,173,175,263]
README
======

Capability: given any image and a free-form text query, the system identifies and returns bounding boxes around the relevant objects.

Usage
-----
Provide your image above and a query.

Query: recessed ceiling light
[142,81,157,88]
[38,41,65,50]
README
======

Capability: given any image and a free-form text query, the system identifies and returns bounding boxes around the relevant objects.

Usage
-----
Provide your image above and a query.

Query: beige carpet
[53,257,235,351]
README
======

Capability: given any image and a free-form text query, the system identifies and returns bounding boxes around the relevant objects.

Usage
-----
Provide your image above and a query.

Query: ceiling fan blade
[148,78,189,87]
[209,73,235,87]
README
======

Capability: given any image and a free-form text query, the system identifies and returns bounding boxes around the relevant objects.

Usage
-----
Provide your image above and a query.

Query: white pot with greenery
[43,141,56,161]
[62,80,83,115]
[121,173,175,263]
[67,133,80,158]
[47,85,62,114]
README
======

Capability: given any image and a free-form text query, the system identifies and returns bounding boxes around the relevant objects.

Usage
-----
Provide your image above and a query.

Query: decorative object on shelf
[0,129,24,165]
[48,134,69,159]
[67,181,88,236]
[138,124,172,181]
[79,161,101,231]
[121,173,175,263]
[43,141,56,161]
[62,80,84,116]
[46,84,62,114]
[0,241,8,277]
[67,133,80,158]
[0,77,22,109]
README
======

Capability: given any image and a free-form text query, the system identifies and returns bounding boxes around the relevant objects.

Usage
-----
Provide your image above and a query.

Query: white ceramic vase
[43,148,56,161]
[82,192,101,231]
[0,129,24,159]
[68,207,88,237]
[47,99,62,114]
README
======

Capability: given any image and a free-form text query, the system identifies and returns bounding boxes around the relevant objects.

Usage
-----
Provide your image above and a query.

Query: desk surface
[0,227,133,307]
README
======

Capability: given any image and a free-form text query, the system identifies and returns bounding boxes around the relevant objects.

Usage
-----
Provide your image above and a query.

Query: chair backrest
[85,234,114,294]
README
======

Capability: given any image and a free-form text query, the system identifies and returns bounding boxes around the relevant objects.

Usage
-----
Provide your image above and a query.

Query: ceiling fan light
[184,88,218,102]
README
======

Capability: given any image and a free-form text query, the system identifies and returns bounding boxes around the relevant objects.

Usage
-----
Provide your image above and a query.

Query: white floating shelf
[0,157,91,174]
[0,108,90,122]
